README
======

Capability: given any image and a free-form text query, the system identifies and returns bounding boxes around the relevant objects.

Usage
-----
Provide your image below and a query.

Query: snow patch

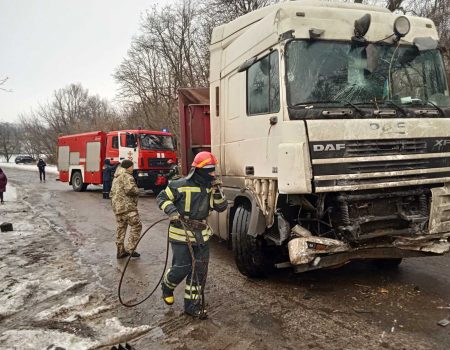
[0,162,58,175]
[64,305,113,322]
[34,295,91,321]
[0,329,95,350]
[0,278,87,317]
[2,183,17,201]
[0,280,40,317]
[91,317,152,348]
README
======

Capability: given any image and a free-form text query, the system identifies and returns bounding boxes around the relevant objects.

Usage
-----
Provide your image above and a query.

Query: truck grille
[310,137,450,192]
[345,139,427,157]
[149,158,169,167]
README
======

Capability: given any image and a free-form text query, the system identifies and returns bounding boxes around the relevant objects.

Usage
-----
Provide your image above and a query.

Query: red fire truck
[57,129,177,193]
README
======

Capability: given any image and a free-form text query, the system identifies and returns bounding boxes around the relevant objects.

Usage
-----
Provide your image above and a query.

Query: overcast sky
[0,0,171,123]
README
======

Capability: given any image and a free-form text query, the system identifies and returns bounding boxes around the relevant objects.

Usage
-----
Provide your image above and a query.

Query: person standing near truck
[0,168,7,204]
[156,151,227,318]
[110,159,142,259]
[37,158,46,183]
[102,159,115,199]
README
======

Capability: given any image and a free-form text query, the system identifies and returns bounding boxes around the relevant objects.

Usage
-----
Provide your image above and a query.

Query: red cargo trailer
[178,88,211,175]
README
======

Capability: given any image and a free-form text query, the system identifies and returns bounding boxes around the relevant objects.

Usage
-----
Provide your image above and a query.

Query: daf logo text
[313,143,346,152]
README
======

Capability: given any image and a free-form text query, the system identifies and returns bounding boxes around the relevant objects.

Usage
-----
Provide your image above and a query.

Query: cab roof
[107,129,173,136]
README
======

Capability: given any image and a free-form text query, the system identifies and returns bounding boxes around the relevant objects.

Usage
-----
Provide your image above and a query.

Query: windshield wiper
[423,100,444,117]
[291,100,342,108]
[380,100,408,117]
[343,101,365,117]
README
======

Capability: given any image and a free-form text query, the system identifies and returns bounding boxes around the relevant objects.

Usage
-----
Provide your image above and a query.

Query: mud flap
[247,202,266,237]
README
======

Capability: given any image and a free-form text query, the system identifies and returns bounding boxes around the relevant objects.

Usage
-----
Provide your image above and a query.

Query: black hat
[121,159,133,169]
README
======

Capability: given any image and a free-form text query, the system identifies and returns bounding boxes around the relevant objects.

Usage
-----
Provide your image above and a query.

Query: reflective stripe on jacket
[156,176,227,243]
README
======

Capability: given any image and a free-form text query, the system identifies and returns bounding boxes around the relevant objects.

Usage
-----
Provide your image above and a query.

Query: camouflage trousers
[115,210,142,254]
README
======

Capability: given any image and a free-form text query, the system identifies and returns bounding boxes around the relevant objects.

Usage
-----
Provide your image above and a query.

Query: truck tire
[71,171,87,192]
[232,205,267,278]
[373,258,402,269]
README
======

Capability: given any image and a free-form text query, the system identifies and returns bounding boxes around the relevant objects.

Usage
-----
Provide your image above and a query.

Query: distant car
[15,155,35,164]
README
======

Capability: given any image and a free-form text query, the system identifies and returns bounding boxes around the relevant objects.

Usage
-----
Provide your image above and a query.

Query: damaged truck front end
[285,185,450,273]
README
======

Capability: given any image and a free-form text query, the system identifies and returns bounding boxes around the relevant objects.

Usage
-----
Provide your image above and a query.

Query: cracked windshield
[139,134,174,150]
[285,40,450,111]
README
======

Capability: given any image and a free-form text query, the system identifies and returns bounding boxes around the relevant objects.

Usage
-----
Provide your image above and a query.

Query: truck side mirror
[172,136,178,150]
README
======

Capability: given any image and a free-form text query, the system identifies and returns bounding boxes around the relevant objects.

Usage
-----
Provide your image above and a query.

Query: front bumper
[134,170,168,189]
[286,183,450,273]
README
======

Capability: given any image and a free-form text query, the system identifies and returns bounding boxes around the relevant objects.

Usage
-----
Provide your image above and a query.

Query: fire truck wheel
[232,205,267,278]
[373,258,403,269]
[71,171,87,192]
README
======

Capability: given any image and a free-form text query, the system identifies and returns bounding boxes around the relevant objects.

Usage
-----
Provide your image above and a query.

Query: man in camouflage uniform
[110,159,142,259]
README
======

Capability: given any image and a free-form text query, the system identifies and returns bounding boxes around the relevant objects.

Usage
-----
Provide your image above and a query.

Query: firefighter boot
[184,300,207,319]
[161,282,174,305]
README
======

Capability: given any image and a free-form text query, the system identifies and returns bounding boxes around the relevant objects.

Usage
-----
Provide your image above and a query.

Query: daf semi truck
[180,0,450,276]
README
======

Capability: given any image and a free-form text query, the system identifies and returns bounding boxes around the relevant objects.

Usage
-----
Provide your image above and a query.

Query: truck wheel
[232,205,267,278]
[373,258,403,269]
[71,172,87,192]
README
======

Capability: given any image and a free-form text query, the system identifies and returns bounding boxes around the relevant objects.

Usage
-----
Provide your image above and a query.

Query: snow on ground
[0,161,59,175]
[0,329,96,350]
[0,185,152,349]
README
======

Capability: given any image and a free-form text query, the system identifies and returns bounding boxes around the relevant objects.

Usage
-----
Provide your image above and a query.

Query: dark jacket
[37,159,46,170]
[102,159,115,182]
[156,172,227,243]
[0,170,7,192]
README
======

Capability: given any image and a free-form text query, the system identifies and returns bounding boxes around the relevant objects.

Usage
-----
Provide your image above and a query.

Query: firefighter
[110,159,142,259]
[156,151,227,318]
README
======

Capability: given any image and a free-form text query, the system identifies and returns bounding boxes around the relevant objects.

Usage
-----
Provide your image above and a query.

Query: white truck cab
[206,0,450,276]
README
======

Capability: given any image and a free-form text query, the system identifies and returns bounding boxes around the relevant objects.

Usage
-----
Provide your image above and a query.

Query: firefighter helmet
[192,151,217,169]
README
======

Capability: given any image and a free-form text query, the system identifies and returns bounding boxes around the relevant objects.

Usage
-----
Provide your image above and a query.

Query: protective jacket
[156,173,227,243]
[110,167,139,215]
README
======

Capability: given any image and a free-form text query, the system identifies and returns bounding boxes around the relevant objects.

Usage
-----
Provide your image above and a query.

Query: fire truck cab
[58,129,177,193]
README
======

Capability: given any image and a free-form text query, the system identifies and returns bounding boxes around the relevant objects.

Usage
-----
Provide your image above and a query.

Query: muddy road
[1,167,450,349]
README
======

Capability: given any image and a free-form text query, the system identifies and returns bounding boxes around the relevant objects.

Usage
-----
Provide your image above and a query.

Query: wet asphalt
[5,167,450,350]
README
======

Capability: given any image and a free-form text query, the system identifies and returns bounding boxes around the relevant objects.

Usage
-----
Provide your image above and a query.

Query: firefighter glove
[169,213,180,222]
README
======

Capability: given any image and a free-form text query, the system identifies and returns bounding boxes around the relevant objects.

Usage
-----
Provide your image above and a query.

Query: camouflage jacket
[110,167,139,215]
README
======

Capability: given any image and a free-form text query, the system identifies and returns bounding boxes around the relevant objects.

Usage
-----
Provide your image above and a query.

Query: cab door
[119,132,138,168]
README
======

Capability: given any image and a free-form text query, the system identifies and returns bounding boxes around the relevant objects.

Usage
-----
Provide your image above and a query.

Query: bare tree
[115,0,209,136]
[0,76,12,93]
[115,0,275,136]
[19,83,122,162]
[0,123,20,162]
